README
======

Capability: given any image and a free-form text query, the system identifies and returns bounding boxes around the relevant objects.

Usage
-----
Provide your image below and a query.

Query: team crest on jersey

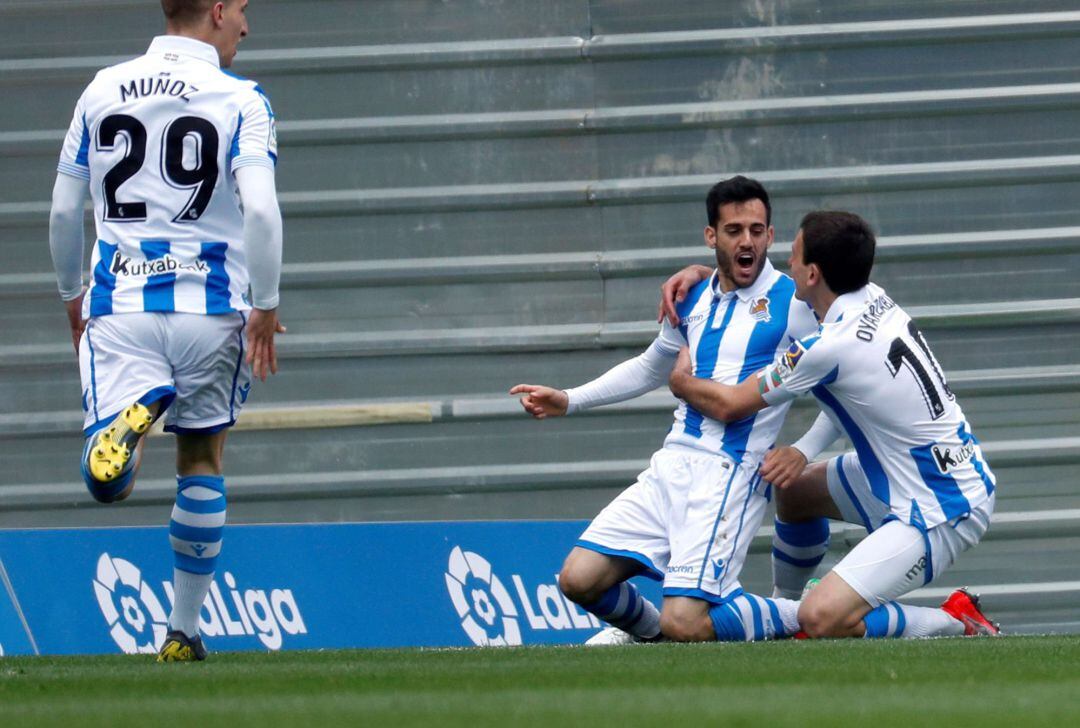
[749,296,771,322]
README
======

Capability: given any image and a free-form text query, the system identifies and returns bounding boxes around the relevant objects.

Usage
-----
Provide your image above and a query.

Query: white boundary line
[0,555,40,655]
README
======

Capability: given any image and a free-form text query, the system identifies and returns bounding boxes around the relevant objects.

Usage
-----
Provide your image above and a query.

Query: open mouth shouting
[734,249,758,280]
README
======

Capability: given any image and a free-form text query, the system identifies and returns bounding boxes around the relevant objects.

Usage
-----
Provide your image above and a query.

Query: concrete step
[0,430,1076,525]
[8,81,1080,205]
[5,12,1080,129]
[4,231,1080,347]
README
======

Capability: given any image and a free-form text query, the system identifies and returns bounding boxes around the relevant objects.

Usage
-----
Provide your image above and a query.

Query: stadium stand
[0,0,1077,632]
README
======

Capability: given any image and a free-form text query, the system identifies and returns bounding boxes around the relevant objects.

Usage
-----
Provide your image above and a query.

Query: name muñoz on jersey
[760,283,996,530]
[654,260,819,467]
[57,35,278,318]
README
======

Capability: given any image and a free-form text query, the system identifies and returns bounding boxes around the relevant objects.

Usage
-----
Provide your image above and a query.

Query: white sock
[898,605,966,638]
[168,569,214,637]
[863,602,965,638]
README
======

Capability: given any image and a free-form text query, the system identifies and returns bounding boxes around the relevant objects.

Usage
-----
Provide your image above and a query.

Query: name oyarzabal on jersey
[759,284,997,531]
[56,36,278,318]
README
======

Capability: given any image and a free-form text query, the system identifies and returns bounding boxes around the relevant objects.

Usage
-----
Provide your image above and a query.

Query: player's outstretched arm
[509,384,569,419]
[657,264,713,326]
[49,173,90,354]
[668,347,768,422]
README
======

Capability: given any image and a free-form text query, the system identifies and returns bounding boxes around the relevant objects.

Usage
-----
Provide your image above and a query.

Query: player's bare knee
[660,600,712,639]
[797,600,837,638]
[557,564,599,605]
[660,609,712,642]
[774,491,800,522]
[798,600,859,638]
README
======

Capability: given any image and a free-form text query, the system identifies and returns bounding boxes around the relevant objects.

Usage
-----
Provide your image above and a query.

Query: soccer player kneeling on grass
[666,211,999,640]
[49,0,284,661]
[512,176,821,644]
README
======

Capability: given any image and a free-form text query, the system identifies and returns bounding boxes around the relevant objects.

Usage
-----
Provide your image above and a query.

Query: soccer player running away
[512,176,822,644]
[49,0,284,661]
[661,211,1000,640]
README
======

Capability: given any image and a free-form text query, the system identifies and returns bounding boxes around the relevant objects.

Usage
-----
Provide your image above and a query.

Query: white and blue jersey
[57,35,278,319]
[761,283,996,531]
[573,260,819,602]
[655,260,819,468]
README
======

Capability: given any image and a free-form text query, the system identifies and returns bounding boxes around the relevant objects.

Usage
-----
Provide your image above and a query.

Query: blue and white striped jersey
[655,260,819,466]
[760,283,996,530]
[57,35,278,318]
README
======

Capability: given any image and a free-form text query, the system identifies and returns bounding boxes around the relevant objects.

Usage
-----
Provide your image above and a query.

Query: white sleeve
[235,165,283,310]
[49,173,90,301]
[790,411,843,461]
[565,339,677,413]
[57,93,91,181]
[231,86,278,171]
[759,333,837,405]
[653,317,687,356]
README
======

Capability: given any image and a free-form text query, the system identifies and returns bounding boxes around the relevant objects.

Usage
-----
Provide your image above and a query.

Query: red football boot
[940,588,1002,636]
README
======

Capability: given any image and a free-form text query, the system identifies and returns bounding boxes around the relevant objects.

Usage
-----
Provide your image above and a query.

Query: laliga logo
[444,546,603,647]
[444,546,521,646]
[92,552,307,653]
[93,553,170,654]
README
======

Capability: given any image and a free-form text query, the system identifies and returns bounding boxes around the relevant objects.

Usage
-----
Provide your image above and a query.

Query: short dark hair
[705,175,771,227]
[161,0,220,24]
[798,211,876,294]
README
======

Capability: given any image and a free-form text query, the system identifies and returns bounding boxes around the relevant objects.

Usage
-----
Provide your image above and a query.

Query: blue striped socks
[709,593,801,641]
[771,517,830,599]
[586,582,661,639]
[863,602,966,638]
[167,474,226,637]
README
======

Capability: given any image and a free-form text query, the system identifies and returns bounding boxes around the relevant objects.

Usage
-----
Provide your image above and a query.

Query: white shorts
[577,446,769,603]
[826,452,995,606]
[826,452,892,532]
[80,312,251,436]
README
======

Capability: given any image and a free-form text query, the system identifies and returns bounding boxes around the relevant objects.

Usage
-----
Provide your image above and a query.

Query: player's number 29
[96,113,219,224]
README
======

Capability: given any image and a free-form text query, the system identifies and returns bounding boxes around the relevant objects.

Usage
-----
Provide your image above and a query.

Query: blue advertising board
[0,522,662,656]
[0,557,37,657]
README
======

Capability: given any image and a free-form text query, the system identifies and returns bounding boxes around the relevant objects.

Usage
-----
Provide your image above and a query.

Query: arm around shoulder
[668,356,769,422]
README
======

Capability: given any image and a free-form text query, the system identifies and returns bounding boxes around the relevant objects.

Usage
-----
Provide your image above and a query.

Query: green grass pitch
[2,636,1078,726]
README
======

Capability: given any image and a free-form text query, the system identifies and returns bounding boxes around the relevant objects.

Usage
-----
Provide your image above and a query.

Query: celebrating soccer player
[664,211,999,639]
[511,176,820,643]
[48,0,284,661]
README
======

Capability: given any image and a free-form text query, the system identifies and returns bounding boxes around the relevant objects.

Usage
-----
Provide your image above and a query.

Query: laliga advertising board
[0,522,661,655]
